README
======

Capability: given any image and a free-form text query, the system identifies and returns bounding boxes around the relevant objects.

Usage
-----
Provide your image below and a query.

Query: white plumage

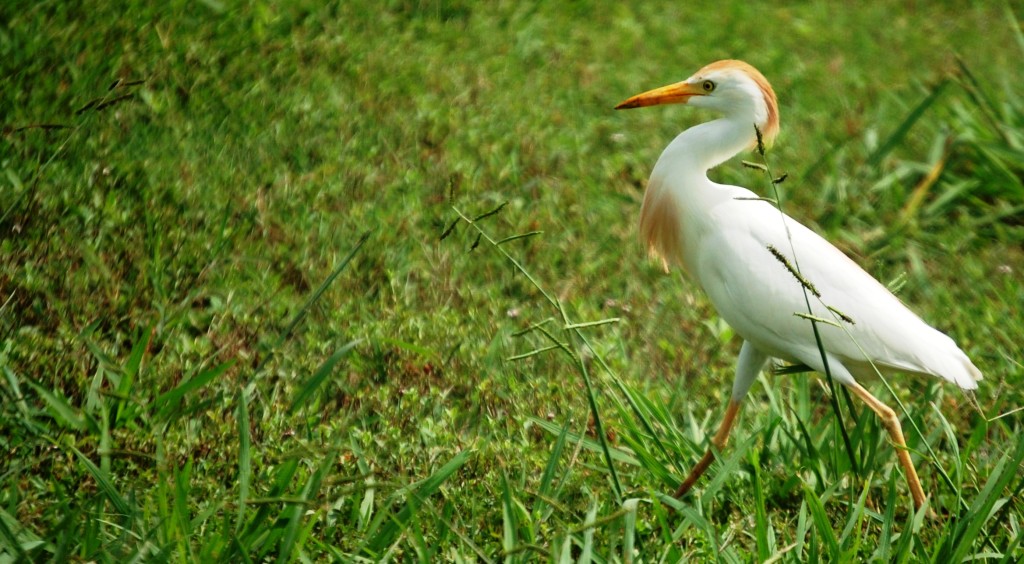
[616,59,981,508]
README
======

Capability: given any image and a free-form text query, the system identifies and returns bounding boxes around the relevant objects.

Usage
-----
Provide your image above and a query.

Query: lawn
[2,1,1023,561]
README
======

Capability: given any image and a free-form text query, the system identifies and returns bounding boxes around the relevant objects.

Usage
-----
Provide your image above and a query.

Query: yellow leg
[675,399,742,498]
[845,381,927,510]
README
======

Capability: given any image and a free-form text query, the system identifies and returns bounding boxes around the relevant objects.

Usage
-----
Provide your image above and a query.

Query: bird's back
[691,190,982,390]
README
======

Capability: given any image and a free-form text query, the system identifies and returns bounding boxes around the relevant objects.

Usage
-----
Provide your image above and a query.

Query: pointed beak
[615,81,704,110]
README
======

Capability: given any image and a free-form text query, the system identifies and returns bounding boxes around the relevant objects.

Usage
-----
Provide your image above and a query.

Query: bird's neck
[664,117,758,175]
[638,117,759,271]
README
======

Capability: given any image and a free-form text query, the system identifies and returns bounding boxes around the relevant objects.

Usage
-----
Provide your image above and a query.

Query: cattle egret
[615,59,981,509]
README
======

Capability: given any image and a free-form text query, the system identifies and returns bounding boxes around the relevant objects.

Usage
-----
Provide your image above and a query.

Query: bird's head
[615,59,780,147]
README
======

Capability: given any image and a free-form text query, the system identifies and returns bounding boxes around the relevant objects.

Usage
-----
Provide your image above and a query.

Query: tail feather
[951,353,983,391]
[918,331,982,390]
[845,329,982,391]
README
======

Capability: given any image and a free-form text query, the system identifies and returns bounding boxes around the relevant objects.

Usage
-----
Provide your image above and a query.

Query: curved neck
[662,117,757,175]
[639,115,761,271]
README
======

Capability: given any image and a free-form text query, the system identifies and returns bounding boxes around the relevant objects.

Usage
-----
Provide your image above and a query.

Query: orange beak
[615,81,704,110]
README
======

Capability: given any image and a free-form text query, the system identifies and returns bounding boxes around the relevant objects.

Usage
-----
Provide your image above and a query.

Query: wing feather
[693,195,981,390]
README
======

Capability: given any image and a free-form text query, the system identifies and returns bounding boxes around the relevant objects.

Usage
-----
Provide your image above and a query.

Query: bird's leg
[674,399,741,498]
[845,381,927,510]
[675,342,766,499]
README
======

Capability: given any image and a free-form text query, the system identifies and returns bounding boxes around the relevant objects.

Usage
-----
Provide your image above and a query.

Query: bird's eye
[702,80,716,93]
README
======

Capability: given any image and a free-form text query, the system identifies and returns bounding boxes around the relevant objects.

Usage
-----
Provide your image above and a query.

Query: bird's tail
[925,333,983,391]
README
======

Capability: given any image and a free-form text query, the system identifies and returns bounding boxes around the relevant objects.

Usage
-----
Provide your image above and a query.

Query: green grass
[2,0,1023,560]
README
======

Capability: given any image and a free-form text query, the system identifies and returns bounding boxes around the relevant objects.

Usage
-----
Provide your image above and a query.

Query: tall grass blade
[99,399,111,474]
[500,472,517,557]
[173,459,195,561]
[602,377,676,474]
[571,334,623,500]
[289,339,362,414]
[609,389,679,487]
[838,475,870,554]
[0,508,31,561]
[236,388,251,533]
[277,454,333,563]
[794,500,809,559]
[752,448,771,562]
[954,57,1012,145]
[528,418,638,465]
[997,518,1023,564]
[349,437,375,532]
[754,137,861,476]
[873,472,898,562]
[1,366,31,419]
[535,421,570,520]
[454,209,637,499]
[256,231,370,374]
[894,502,927,563]
[943,437,1024,562]
[556,535,572,563]
[802,483,840,560]
[154,360,234,420]
[25,377,86,431]
[621,499,639,564]
[235,457,299,553]
[113,326,151,425]
[932,401,963,488]
[700,432,758,503]
[579,500,597,564]
[362,449,472,557]
[72,446,130,516]
[866,80,949,169]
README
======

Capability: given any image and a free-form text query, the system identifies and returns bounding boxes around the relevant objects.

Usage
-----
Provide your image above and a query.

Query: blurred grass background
[2,1,1023,560]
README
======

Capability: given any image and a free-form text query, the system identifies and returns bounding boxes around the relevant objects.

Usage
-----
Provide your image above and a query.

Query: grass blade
[802,483,840,560]
[794,500,809,561]
[154,360,234,419]
[277,453,333,563]
[256,231,370,374]
[235,458,300,553]
[173,459,195,560]
[535,420,570,520]
[578,499,597,564]
[72,446,130,516]
[500,472,517,556]
[895,502,928,563]
[945,437,1024,562]
[0,508,30,561]
[752,448,771,562]
[838,474,871,554]
[873,472,898,562]
[289,339,361,413]
[572,332,623,500]
[362,449,473,556]
[25,377,86,431]
[866,80,949,168]
[622,498,639,564]
[1,366,31,419]
[113,326,151,424]
[236,388,251,533]
[528,418,639,465]
[700,431,758,503]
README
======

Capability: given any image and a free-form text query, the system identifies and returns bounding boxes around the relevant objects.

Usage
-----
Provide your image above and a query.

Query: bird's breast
[638,169,724,274]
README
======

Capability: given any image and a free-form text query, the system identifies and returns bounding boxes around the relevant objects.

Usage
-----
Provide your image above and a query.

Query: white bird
[615,59,981,509]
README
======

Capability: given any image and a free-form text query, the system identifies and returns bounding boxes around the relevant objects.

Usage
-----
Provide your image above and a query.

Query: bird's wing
[693,196,981,389]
